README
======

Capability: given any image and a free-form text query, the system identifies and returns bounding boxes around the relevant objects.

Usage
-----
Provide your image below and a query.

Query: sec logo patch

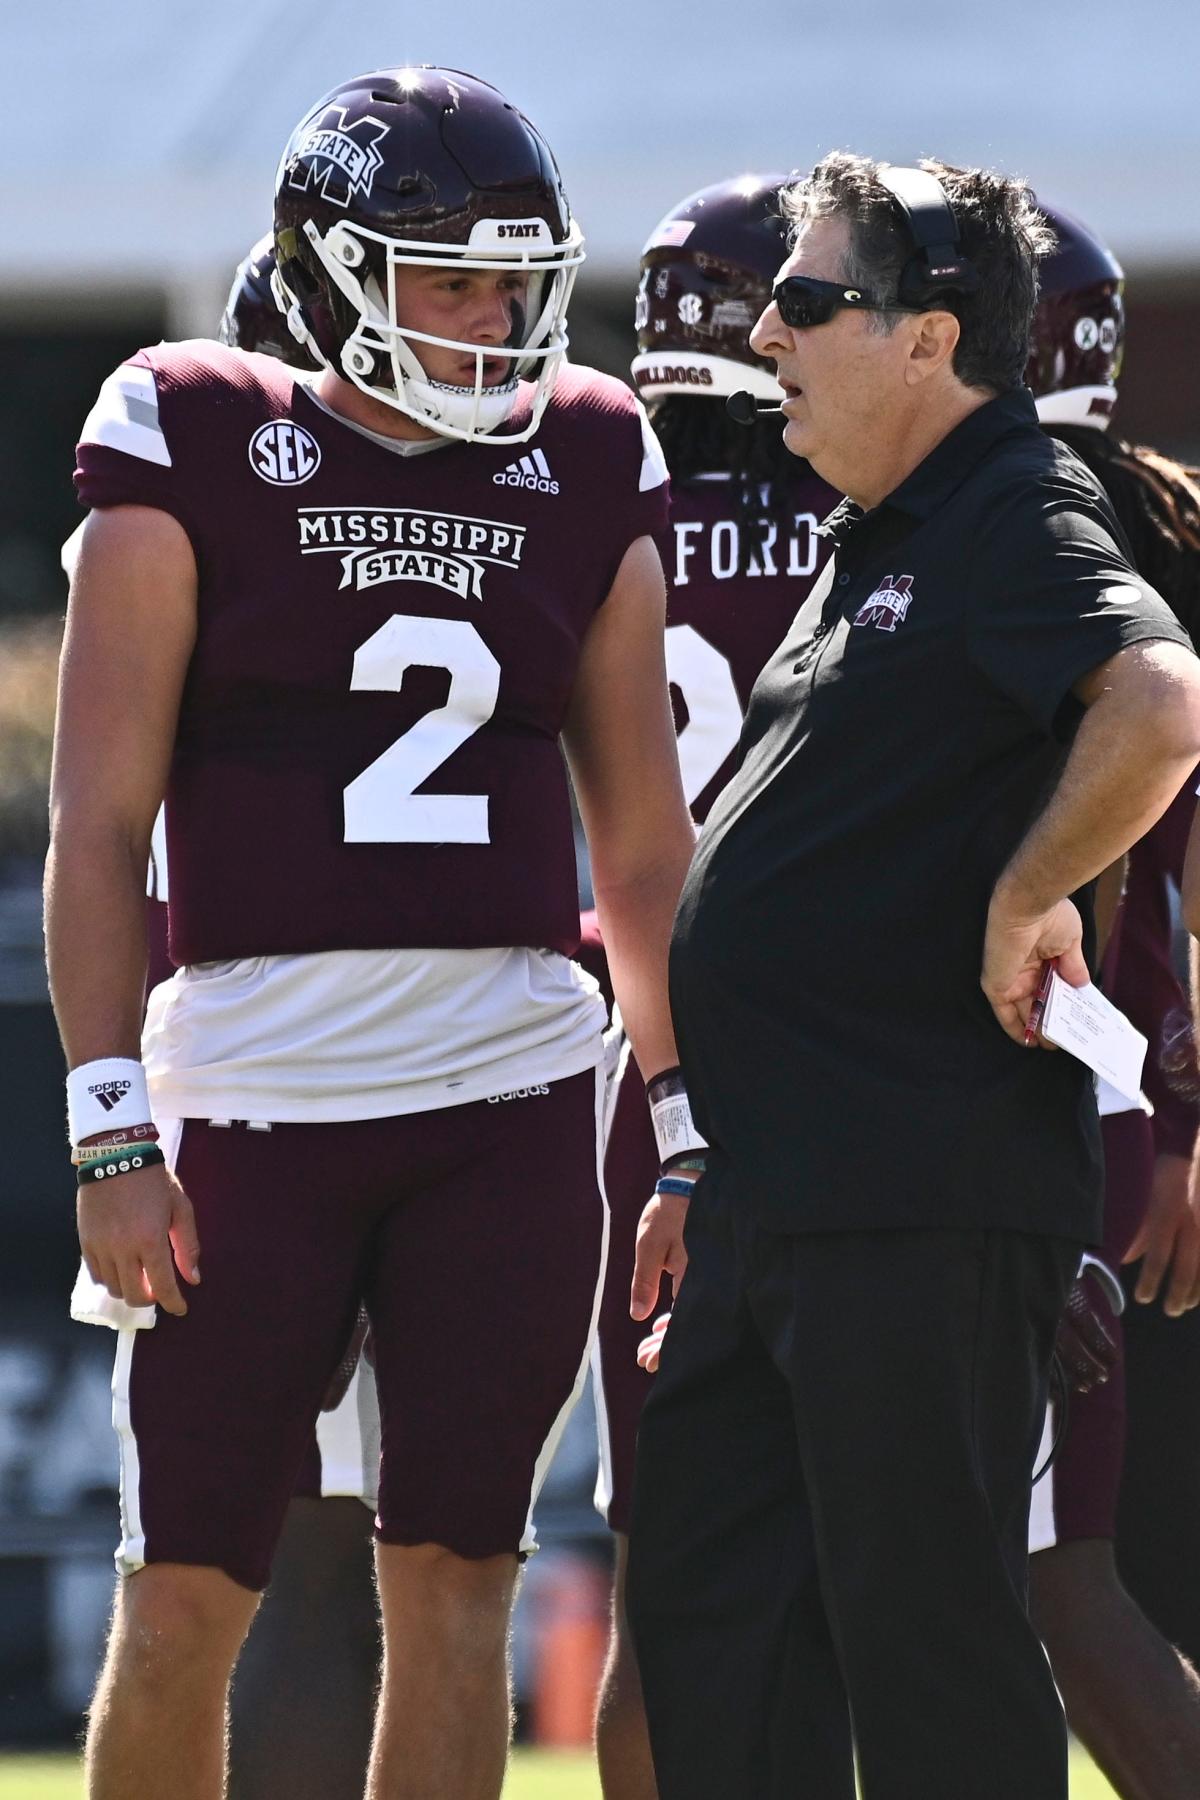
[248,420,322,486]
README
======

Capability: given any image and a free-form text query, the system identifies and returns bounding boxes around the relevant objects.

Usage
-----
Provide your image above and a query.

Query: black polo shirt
[670,388,1192,1240]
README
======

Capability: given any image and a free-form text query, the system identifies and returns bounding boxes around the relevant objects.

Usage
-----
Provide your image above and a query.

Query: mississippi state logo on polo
[853,574,914,632]
[248,420,322,486]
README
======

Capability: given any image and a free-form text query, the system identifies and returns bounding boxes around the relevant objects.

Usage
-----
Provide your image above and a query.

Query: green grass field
[0,1745,1120,1797]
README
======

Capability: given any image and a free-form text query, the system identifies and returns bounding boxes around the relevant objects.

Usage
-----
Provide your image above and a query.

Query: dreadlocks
[648,397,813,577]
[1048,425,1200,646]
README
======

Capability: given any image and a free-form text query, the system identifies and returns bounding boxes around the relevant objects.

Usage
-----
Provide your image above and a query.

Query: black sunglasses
[772,275,924,329]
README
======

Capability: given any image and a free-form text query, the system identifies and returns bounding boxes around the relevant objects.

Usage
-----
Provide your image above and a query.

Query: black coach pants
[626,1171,1079,1800]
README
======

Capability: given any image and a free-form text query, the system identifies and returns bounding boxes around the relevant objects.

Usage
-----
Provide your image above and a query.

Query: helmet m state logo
[852,574,915,633]
[287,107,389,207]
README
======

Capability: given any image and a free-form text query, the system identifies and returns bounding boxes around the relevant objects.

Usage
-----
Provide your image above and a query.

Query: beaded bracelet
[73,1128,160,1167]
[77,1144,166,1187]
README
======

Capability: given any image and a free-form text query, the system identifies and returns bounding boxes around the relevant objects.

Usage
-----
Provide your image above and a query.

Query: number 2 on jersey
[344,615,501,844]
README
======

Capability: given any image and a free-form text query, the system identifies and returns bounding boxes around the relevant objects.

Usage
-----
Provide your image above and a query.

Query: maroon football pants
[115,1068,605,1589]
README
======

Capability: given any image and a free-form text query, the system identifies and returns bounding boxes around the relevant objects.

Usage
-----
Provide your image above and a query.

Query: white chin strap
[404,373,522,436]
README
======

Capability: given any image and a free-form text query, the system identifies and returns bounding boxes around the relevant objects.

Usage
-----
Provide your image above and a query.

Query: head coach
[624,154,1200,1800]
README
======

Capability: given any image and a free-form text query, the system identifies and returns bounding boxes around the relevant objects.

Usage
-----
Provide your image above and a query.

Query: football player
[47,67,696,1800]
[583,175,839,1800]
[1026,202,1200,1799]
[67,240,382,1800]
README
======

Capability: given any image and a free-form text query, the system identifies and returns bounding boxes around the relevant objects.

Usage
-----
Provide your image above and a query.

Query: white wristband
[66,1058,153,1146]
[649,1091,708,1166]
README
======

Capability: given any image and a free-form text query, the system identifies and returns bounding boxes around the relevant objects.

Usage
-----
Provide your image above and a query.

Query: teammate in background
[1026,202,1200,1798]
[583,176,839,1800]
[48,66,696,1800]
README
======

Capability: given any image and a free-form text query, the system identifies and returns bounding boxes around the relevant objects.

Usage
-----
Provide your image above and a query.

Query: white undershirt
[142,945,606,1123]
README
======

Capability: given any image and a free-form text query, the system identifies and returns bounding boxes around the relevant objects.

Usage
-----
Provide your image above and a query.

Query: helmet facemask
[277,215,584,444]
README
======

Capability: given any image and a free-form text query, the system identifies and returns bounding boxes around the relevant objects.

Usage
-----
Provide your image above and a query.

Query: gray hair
[780,153,1055,394]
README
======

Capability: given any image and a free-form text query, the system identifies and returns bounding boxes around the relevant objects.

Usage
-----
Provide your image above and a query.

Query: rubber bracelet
[655,1175,699,1199]
[66,1059,153,1146]
[72,1125,161,1164]
[76,1123,160,1149]
[663,1151,709,1175]
[77,1144,166,1187]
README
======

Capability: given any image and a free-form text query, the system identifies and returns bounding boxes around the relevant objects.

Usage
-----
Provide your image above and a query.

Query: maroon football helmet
[217,235,318,369]
[272,66,584,443]
[631,174,791,404]
[1027,201,1124,431]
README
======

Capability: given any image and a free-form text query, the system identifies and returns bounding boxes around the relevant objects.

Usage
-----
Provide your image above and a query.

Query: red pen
[1024,956,1058,1048]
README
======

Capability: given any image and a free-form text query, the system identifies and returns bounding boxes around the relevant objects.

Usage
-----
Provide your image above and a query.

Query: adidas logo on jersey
[493,449,559,495]
[486,1085,551,1103]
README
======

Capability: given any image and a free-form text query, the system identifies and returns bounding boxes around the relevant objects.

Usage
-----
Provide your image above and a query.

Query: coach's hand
[981,888,1088,1046]
[631,1191,690,1323]
[78,1164,200,1318]
[1124,1151,1200,1316]
[637,1312,672,1374]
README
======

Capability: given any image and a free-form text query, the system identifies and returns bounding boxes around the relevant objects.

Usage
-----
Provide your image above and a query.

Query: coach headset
[726,165,980,424]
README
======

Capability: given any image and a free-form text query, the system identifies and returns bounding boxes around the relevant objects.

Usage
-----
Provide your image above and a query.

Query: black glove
[1054,1252,1125,1396]
[321,1304,371,1412]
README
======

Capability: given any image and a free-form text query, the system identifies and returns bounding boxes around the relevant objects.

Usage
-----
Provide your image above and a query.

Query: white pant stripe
[316,1358,381,1509]
[111,1117,184,1575]
[1027,1402,1059,1554]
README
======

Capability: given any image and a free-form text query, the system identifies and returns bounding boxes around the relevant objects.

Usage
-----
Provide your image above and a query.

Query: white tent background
[3,0,1198,334]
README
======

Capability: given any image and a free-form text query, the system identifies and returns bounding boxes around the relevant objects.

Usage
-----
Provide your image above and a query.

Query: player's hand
[1055,1253,1123,1395]
[636,1311,672,1374]
[77,1163,200,1318]
[630,1190,690,1322]
[981,890,1088,1046]
[1123,1151,1200,1316]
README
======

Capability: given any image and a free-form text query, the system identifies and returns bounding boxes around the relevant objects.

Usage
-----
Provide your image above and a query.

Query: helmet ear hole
[343,344,375,378]
[327,226,366,269]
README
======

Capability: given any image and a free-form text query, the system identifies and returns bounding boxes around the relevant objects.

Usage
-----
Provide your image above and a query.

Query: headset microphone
[726,390,785,426]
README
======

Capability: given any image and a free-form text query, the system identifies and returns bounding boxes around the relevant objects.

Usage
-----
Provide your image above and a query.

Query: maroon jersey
[1102,776,1200,1158]
[659,470,839,822]
[75,344,667,964]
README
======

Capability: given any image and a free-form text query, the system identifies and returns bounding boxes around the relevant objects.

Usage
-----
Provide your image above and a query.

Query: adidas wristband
[66,1058,153,1147]
[645,1066,707,1168]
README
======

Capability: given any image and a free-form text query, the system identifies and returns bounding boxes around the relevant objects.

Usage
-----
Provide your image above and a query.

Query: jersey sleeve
[632,401,670,530]
[965,479,1193,738]
[591,397,671,606]
[74,350,204,549]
